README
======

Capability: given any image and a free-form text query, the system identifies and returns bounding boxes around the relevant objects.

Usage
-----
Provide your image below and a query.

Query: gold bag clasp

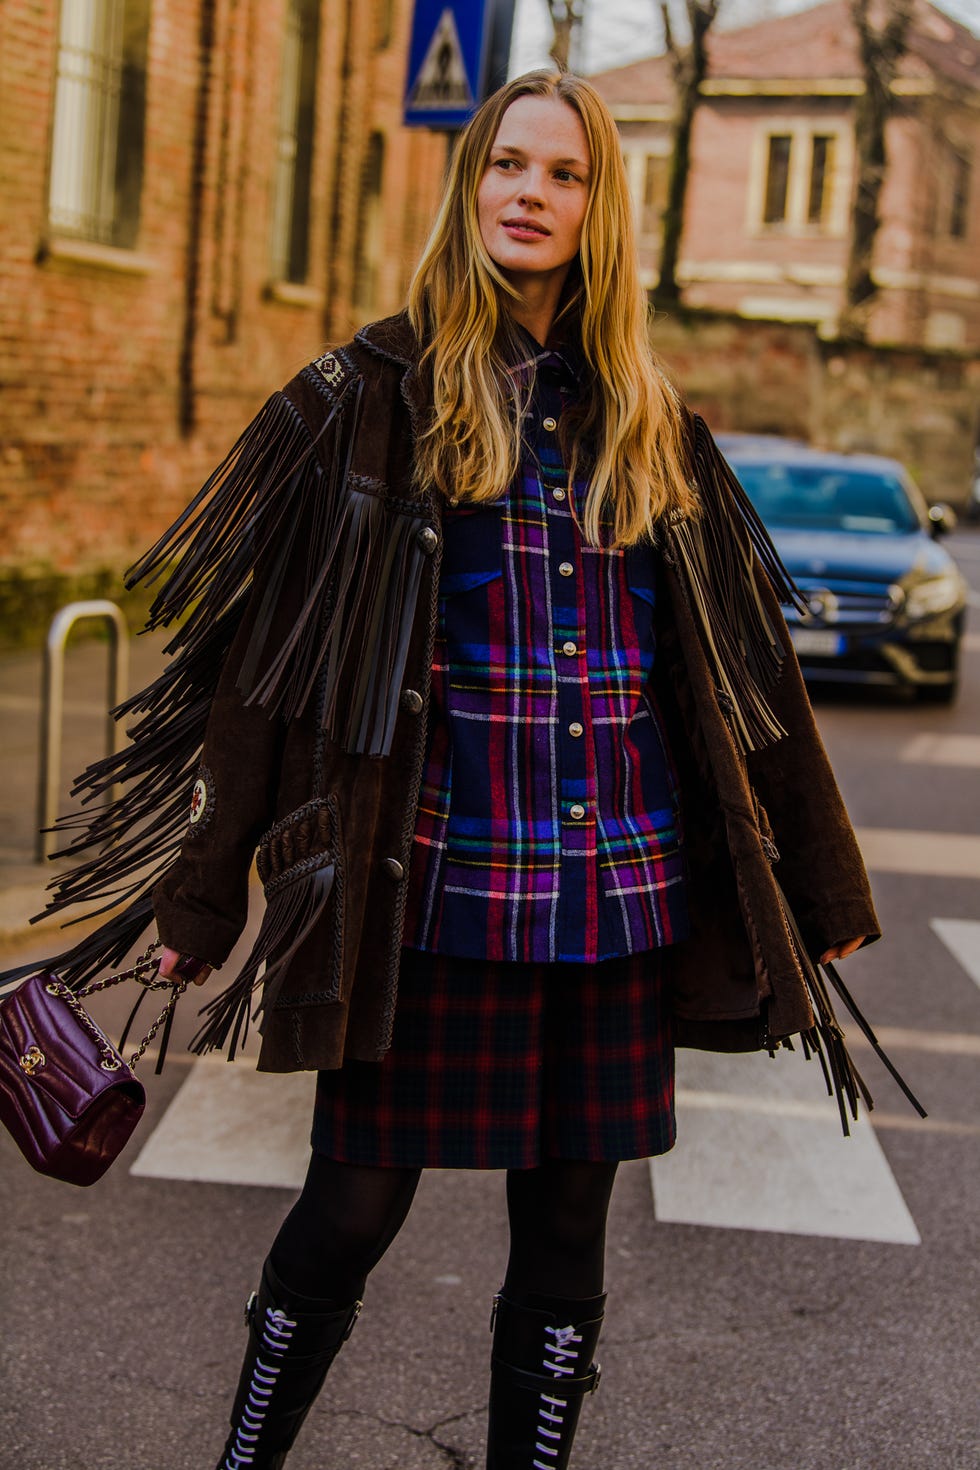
[19,1046,46,1075]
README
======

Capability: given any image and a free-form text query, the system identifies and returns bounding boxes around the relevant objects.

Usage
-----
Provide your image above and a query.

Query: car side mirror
[927,503,957,537]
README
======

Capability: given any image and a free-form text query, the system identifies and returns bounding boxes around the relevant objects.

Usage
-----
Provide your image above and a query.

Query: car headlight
[902,571,964,621]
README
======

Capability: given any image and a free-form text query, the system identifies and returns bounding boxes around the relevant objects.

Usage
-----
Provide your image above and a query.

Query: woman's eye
[493,158,516,171]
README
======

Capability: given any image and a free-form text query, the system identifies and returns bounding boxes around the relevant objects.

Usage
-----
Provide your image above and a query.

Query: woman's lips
[501,220,550,240]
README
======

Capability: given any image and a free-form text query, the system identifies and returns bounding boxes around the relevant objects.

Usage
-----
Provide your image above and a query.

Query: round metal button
[542,416,558,431]
[383,857,405,881]
[417,527,438,554]
[401,688,423,714]
[562,641,577,656]
[552,487,566,501]
[568,722,584,738]
[558,561,574,577]
[569,803,586,820]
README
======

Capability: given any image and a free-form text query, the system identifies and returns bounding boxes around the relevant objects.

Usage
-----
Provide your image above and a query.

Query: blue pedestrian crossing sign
[404,2,491,129]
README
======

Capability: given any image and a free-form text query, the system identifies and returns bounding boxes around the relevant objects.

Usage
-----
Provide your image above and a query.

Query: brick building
[592,0,980,350]
[0,0,447,598]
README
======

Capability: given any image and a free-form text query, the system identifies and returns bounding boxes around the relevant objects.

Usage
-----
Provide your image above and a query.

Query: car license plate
[791,628,846,657]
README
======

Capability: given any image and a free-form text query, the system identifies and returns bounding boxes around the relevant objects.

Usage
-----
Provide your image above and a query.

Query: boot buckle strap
[492,1357,601,1397]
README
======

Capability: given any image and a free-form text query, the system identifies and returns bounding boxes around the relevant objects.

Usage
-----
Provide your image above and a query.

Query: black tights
[270,1155,618,1308]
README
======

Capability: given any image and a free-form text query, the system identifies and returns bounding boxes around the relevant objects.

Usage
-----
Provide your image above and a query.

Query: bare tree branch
[661,2,679,81]
[544,0,585,70]
[841,0,914,340]
[657,1,722,303]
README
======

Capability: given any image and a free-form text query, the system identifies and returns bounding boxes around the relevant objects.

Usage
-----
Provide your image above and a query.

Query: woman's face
[476,95,591,295]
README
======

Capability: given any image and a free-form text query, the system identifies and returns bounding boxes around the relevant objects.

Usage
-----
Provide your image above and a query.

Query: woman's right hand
[158,946,213,987]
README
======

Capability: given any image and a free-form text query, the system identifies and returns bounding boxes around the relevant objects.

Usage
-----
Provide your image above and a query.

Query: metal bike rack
[37,601,130,862]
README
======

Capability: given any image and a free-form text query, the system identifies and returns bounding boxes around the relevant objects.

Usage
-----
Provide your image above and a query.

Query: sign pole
[480,0,517,101]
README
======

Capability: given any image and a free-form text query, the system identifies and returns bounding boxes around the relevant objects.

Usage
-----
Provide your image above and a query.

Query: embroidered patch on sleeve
[311,352,347,389]
[187,766,215,836]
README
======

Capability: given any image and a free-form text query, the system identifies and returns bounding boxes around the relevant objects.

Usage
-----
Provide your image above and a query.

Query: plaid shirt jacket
[404,343,689,964]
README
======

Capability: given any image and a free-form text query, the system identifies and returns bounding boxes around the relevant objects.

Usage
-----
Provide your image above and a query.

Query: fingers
[158,946,213,987]
[157,946,181,978]
[819,935,868,965]
[174,954,213,987]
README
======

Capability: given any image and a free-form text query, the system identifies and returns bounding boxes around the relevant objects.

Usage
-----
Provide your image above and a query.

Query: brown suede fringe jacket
[10,312,921,1134]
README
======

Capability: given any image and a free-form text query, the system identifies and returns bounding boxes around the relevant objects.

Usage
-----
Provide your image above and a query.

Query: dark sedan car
[716,436,968,704]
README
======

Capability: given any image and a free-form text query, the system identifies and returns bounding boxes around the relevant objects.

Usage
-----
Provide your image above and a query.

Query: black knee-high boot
[215,1258,361,1470]
[486,1290,605,1470]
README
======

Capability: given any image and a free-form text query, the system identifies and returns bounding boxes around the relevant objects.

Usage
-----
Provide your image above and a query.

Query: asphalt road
[2,532,978,1470]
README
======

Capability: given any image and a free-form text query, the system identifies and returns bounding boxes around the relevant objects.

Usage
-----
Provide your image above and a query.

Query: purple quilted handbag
[0,943,186,1187]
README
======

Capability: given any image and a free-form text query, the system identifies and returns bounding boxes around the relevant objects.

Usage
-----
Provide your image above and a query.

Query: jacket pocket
[257,795,345,1008]
[596,809,685,906]
[188,795,345,1058]
[439,504,504,598]
[439,506,505,713]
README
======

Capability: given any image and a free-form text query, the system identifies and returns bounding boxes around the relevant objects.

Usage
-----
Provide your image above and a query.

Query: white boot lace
[532,1324,581,1469]
[223,1306,298,1468]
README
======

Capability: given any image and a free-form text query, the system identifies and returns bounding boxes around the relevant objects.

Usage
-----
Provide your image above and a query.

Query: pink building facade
[593,0,980,349]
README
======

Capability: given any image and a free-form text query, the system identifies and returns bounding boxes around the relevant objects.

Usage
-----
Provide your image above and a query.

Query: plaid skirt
[311,946,675,1169]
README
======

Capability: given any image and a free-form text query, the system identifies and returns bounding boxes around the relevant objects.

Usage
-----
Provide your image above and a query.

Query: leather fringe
[319,492,432,756]
[127,389,349,632]
[190,855,337,1061]
[774,878,927,1136]
[0,386,354,1000]
[665,416,807,755]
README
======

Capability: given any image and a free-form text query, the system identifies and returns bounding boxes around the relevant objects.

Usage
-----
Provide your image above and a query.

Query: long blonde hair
[408,70,695,547]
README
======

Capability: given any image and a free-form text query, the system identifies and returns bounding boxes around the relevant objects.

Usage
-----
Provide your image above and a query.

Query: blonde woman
[20,72,878,1469]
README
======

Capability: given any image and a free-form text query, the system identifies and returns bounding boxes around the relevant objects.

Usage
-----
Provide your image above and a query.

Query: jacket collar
[353,310,588,424]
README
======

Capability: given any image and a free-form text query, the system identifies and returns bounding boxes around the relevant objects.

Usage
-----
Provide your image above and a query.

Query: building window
[807,135,836,226]
[763,135,792,224]
[375,0,395,50]
[354,133,386,313]
[948,148,970,239]
[270,0,321,284]
[48,0,150,248]
[754,124,847,235]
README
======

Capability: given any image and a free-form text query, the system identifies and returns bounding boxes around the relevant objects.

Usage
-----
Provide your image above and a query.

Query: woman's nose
[516,167,547,206]
[518,181,544,207]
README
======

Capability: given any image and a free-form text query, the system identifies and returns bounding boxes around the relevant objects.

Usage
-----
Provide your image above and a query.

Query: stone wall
[652,310,980,506]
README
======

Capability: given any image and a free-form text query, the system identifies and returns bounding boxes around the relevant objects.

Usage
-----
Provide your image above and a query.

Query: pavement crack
[425,1406,482,1468]
[324,1404,481,1467]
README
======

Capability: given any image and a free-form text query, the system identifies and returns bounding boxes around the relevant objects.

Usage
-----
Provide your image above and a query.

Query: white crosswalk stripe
[648,915,980,1243]
[131,1058,313,1189]
[931,917,980,994]
[900,733,980,767]
[855,827,980,880]
[649,1048,921,1245]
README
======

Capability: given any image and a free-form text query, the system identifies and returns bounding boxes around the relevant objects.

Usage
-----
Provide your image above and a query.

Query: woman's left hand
[819,936,867,965]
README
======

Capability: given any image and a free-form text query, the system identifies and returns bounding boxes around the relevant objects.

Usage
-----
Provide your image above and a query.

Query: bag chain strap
[45,941,187,1073]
